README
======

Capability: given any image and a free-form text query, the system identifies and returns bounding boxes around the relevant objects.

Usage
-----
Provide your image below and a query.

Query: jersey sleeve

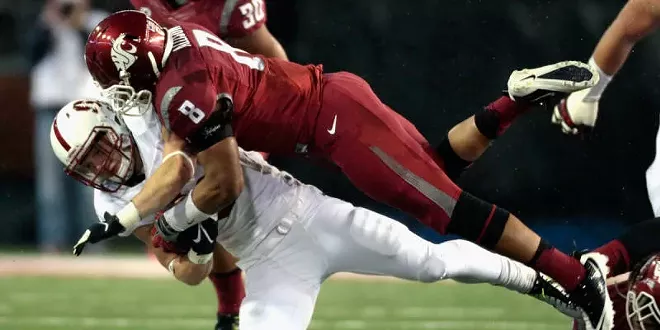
[94,190,156,237]
[221,0,267,38]
[131,0,168,21]
[156,69,235,153]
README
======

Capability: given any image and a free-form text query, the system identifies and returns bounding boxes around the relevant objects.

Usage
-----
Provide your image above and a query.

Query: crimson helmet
[50,99,139,193]
[627,254,660,330]
[85,10,172,114]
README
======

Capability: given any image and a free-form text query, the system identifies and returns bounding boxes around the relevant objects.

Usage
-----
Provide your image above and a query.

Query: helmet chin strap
[102,84,152,116]
[124,172,146,187]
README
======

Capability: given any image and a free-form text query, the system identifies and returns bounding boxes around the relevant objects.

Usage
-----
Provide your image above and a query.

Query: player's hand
[177,219,218,264]
[552,88,599,135]
[73,212,125,256]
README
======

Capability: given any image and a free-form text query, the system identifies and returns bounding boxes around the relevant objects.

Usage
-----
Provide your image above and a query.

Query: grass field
[0,255,571,330]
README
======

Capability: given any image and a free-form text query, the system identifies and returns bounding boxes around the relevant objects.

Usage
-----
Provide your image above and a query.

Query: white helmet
[50,99,139,192]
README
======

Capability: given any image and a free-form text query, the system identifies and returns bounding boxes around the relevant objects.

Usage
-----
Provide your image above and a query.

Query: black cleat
[528,272,582,319]
[568,253,614,330]
[215,313,239,330]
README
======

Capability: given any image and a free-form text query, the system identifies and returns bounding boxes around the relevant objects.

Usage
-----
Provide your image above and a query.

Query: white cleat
[507,61,600,102]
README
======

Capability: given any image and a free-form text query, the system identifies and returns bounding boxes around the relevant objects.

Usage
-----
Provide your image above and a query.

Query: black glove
[73,212,125,256]
[176,218,218,264]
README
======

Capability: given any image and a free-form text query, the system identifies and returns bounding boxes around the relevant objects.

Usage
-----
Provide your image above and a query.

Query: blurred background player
[129,0,287,60]
[81,11,612,330]
[552,0,660,136]
[27,0,107,253]
[551,0,660,220]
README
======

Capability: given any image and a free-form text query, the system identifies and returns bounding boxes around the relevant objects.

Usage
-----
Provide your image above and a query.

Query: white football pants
[235,192,536,330]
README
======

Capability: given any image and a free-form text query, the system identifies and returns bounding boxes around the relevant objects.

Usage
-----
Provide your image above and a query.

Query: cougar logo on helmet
[111,33,138,75]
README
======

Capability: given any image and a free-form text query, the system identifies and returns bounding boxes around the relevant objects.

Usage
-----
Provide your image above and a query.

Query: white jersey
[93,108,318,258]
[646,123,660,216]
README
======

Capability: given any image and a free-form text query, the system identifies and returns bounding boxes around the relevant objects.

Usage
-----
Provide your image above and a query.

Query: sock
[528,240,586,292]
[474,96,531,139]
[495,258,538,294]
[438,240,536,294]
[209,268,245,315]
[582,57,613,102]
[592,239,630,276]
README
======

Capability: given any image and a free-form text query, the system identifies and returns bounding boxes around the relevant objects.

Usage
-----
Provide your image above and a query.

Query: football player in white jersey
[49,99,245,330]
[51,98,584,329]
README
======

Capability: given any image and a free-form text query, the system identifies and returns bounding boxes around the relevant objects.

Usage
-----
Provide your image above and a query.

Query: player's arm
[592,0,660,75]
[149,82,243,238]
[226,25,288,60]
[552,0,660,134]
[133,225,212,285]
[126,126,242,239]
[129,127,195,220]
[222,0,287,60]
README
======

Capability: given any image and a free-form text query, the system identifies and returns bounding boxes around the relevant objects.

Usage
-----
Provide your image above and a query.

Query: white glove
[552,87,600,135]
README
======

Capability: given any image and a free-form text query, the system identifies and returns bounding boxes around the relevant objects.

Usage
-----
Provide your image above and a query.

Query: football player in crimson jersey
[119,2,284,327]
[573,253,660,330]
[567,217,660,330]
[81,10,613,329]
[130,0,287,60]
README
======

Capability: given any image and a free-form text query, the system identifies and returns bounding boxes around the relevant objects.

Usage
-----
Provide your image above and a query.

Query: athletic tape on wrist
[163,190,215,231]
[187,249,213,265]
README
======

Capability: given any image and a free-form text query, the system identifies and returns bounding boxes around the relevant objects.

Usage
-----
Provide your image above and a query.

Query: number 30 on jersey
[239,0,265,30]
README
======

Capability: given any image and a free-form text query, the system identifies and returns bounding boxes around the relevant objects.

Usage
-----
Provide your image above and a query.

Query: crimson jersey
[153,23,323,153]
[131,0,266,38]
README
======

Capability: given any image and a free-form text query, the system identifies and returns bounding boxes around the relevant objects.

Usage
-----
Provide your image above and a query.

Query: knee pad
[474,108,500,139]
[417,240,465,283]
[446,191,510,249]
[349,207,408,257]
[435,136,472,180]
[424,239,503,284]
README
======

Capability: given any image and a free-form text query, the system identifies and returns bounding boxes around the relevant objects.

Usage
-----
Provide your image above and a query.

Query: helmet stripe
[53,118,71,151]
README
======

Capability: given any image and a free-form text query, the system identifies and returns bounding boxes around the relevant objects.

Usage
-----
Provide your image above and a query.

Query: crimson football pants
[313,72,488,236]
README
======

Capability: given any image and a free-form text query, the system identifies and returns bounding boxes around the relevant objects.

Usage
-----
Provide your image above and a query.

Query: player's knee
[349,207,408,256]
[417,243,455,283]
[418,239,478,283]
[446,191,510,250]
[435,135,471,180]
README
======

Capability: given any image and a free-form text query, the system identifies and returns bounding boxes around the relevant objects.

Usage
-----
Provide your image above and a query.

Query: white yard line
[0,316,567,329]
[0,254,428,282]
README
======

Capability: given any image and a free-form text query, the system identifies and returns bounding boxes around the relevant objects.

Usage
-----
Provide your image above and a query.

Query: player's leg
[308,200,579,318]
[315,71,612,330]
[209,244,244,330]
[35,108,70,252]
[236,214,326,330]
[437,61,599,179]
[239,258,321,330]
[586,217,660,277]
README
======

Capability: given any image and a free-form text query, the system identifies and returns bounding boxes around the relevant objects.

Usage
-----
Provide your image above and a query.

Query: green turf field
[0,276,571,330]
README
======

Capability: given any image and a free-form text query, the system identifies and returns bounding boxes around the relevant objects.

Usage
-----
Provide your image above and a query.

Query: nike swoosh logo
[327,115,337,135]
[192,225,213,244]
[192,226,202,244]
